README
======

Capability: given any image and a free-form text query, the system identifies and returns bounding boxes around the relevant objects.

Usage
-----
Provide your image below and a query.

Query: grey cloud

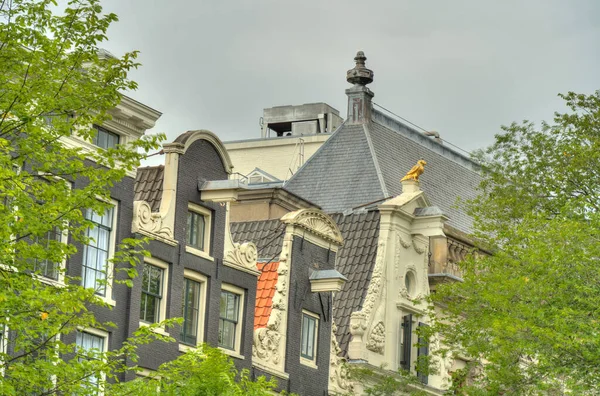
[101,0,600,162]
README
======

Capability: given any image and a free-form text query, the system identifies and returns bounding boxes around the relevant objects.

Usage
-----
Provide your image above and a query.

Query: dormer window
[92,125,120,149]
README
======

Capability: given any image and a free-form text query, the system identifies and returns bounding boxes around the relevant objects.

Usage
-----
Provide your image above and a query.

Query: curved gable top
[174,129,234,173]
[281,209,343,246]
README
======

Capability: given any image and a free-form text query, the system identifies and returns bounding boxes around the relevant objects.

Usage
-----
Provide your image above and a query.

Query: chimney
[346,51,374,125]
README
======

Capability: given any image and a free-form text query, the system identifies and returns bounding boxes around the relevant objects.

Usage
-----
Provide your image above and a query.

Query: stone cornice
[280,209,343,246]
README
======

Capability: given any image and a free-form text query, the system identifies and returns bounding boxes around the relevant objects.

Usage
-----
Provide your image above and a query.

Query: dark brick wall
[285,236,336,395]
[63,163,138,369]
[64,138,257,381]
[131,138,257,374]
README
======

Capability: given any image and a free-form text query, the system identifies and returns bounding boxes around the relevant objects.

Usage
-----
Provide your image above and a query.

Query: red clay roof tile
[254,261,279,330]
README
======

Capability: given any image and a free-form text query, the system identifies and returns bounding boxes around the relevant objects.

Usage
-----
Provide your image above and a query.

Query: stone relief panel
[329,322,354,394]
[252,238,291,372]
[225,241,258,273]
[132,200,173,239]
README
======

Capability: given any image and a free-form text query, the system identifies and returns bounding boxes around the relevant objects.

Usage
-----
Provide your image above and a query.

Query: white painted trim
[103,199,119,306]
[187,203,212,257]
[140,256,170,331]
[185,246,215,261]
[76,326,110,394]
[83,199,118,306]
[219,283,245,355]
[180,269,208,348]
[252,361,290,380]
[300,310,319,368]
[219,347,245,360]
[178,130,234,173]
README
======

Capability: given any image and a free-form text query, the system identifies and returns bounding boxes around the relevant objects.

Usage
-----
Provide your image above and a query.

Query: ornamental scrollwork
[225,242,258,271]
[330,322,354,392]
[132,200,173,238]
[360,242,385,317]
[366,321,385,354]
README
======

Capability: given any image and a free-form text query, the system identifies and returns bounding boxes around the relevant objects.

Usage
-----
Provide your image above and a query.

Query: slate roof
[255,261,279,330]
[285,110,481,234]
[331,210,381,356]
[230,219,286,261]
[134,165,164,212]
[231,211,380,356]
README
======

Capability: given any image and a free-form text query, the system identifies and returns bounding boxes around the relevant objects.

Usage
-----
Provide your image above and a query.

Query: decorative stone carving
[224,242,258,272]
[329,322,354,393]
[412,238,426,255]
[361,240,388,356]
[132,200,173,239]
[252,237,291,372]
[366,321,385,354]
[349,311,367,338]
[398,235,412,249]
[360,242,385,317]
[253,326,282,365]
[398,286,411,300]
[281,209,343,245]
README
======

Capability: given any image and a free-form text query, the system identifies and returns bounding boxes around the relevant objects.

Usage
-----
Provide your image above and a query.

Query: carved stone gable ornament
[281,209,343,245]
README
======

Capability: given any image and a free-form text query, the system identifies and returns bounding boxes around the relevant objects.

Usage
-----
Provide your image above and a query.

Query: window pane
[196,215,205,250]
[141,264,163,323]
[82,205,112,296]
[219,320,235,350]
[220,292,227,317]
[187,211,206,250]
[182,279,201,345]
[301,314,317,360]
[219,290,240,350]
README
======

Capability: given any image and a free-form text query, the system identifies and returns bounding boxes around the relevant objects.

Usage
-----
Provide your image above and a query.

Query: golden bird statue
[401,159,427,182]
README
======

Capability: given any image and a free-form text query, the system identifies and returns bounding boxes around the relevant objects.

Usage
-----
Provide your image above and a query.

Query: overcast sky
[101,0,600,161]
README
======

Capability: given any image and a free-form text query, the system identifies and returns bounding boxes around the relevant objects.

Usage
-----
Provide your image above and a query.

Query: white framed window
[218,283,244,356]
[82,200,118,305]
[139,257,169,326]
[185,203,212,260]
[300,310,319,367]
[76,328,109,392]
[92,125,120,150]
[30,173,70,286]
[33,226,68,283]
[180,270,207,348]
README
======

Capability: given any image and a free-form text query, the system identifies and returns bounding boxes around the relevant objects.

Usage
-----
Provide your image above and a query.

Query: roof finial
[346,51,374,86]
[401,159,427,182]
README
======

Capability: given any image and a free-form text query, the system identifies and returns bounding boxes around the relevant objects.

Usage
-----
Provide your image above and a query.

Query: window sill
[300,357,318,369]
[185,246,214,261]
[219,347,245,360]
[99,295,116,307]
[139,321,170,337]
[35,275,66,288]
[178,343,200,353]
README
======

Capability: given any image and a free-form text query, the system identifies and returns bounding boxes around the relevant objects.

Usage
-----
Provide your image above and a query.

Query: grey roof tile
[134,166,164,212]
[330,210,381,356]
[368,120,480,233]
[284,110,481,234]
[230,219,286,261]
[285,125,387,213]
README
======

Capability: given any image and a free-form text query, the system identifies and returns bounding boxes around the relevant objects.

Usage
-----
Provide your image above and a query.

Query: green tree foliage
[0,0,168,393]
[430,91,600,394]
[0,2,279,394]
[110,345,278,396]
